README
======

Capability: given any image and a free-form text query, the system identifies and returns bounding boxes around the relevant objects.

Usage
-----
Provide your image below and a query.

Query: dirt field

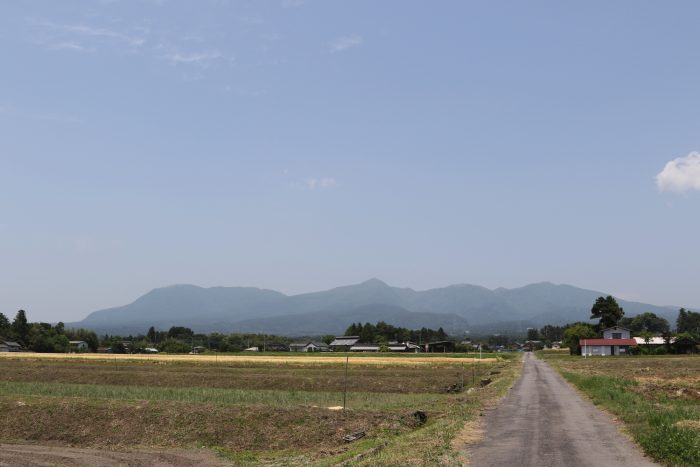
[0,352,495,365]
[0,444,231,467]
[0,352,519,466]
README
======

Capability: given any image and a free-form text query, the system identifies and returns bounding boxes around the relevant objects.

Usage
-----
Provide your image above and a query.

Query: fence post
[343,355,349,411]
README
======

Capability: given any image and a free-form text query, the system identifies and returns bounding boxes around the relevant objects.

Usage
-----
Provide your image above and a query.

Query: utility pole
[343,355,349,411]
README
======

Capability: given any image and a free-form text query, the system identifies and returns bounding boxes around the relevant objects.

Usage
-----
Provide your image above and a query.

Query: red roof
[579,339,636,346]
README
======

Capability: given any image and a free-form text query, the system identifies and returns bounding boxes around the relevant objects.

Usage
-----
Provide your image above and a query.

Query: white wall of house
[602,327,630,339]
[582,344,630,356]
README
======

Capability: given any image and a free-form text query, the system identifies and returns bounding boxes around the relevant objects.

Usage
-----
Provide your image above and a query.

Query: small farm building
[265,343,289,352]
[349,341,420,352]
[580,326,636,356]
[0,341,22,352]
[329,336,359,351]
[672,337,698,354]
[633,336,671,346]
[289,342,330,352]
[69,340,88,351]
[424,341,455,353]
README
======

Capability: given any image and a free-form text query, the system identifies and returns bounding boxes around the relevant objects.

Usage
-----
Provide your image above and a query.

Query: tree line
[0,310,98,352]
[344,321,448,344]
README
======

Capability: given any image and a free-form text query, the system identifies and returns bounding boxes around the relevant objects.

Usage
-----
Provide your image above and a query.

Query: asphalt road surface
[468,353,658,467]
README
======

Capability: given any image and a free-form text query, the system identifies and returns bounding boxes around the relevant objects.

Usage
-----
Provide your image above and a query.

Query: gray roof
[351,345,380,351]
[330,336,359,346]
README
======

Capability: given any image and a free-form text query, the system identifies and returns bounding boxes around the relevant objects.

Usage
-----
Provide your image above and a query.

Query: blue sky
[2,1,699,322]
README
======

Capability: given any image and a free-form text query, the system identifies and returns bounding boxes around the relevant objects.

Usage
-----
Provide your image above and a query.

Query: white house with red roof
[580,326,636,356]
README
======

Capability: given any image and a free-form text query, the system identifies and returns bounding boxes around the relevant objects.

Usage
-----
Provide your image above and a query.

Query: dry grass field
[0,352,520,466]
[541,353,700,466]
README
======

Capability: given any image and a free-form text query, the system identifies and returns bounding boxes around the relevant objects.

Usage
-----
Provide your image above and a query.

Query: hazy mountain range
[68,279,684,336]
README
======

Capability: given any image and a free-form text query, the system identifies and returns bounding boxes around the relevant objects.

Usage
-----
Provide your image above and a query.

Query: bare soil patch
[0,357,477,393]
[0,443,230,467]
[0,396,411,452]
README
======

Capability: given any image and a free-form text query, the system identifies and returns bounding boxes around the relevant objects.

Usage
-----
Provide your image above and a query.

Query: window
[612,333,622,339]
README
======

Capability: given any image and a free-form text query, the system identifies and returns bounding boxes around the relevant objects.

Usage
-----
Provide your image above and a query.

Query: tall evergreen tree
[590,296,624,330]
[11,309,30,345]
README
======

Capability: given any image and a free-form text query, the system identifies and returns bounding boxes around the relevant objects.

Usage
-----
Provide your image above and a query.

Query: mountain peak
[357,278,389,287]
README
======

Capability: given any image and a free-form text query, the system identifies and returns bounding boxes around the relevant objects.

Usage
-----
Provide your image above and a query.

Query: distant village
[2,299,699,356]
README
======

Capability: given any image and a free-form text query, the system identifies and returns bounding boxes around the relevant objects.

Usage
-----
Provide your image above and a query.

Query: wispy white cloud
[330,35,363,53]
[656,152,700,193]
[47,41,96,53]
[164,49,226,67]
[27,18,147,48]
[305,177,337,190]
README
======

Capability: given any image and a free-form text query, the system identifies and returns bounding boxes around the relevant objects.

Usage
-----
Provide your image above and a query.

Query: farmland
[0,352,520,466]
[540,353,700,466]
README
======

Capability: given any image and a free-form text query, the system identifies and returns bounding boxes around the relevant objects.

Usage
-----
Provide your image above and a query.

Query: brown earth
[0,444,231,467]
[549,355,700,388]
[0,396,413,452]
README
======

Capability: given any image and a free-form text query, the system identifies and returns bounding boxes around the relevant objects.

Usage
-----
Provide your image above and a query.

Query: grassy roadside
[540,353,700,466]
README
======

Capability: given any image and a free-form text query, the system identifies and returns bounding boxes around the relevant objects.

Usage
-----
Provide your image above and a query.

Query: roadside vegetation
[540,353,700,466]
[0,353,521,465]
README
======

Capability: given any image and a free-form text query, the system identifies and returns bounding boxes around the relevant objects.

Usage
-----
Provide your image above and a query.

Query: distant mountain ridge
[69,279,683,336]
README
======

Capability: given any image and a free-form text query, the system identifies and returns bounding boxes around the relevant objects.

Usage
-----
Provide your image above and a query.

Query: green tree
[147,326,157,343]
[562,323,596,355]
[159,338,191,353]
[11,310,30,345]
[0,312,10,335]
[590,296,624,330]
[359,323,374,343]
[167,326,194,341]
[676,308,700,337]
[618,312,669,334]
[539,325,564,344]
[526,328,540,341]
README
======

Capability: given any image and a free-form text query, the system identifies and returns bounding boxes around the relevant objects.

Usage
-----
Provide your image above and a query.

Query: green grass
[558,371,699,466]
[0,380,440,411]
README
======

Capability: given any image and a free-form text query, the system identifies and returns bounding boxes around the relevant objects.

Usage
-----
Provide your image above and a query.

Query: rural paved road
[468,353,658,467]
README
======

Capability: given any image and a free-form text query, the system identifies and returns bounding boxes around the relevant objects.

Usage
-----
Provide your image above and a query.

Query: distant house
[349,343,380,352]
[190,346,206,354]
[580,326,636,356]
[672,336,698,354]
[0,341,22,352]
[350,341,421,353]
[550,341,562,350]
[265,343,289,352]
[289,342,330,352]
[329,336,359,352]
[388,341,420,353]
[424,341,455,353]
[69,340,88,352]
[523,340,544,351]
[633,336,673,346]
[243,346,260,352]
[143,347,159,354]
